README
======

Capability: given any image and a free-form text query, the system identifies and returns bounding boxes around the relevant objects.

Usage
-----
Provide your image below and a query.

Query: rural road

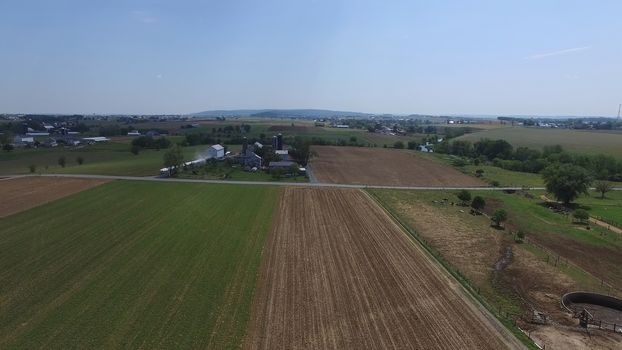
[22,173,551,190]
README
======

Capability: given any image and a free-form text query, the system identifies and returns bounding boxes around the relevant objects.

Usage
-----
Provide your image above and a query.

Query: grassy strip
[366,190,539,350]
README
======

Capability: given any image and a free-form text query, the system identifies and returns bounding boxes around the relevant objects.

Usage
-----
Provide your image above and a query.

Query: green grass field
[0,181,278,349]
[457,126,622,158]
[0,142,209,176]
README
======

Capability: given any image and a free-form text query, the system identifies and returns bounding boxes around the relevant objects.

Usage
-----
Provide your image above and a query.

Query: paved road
[12,173,545,190]
[6,173,622,191]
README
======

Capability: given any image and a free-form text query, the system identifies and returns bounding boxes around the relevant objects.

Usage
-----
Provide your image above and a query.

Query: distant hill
[192,109,373,118]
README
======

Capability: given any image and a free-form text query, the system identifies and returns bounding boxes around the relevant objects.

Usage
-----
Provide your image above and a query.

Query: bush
[457,190,471,205]
[393,141,404,149]
[491,209,508,228]
[58,156,66,168]
[573,209,589,223]
[76,156,84,165]
[28,164,36,173]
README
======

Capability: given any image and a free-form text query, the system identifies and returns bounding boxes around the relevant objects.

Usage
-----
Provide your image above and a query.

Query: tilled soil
[310,146,485,187]
[0,176,107,217]
[244,188,521,350]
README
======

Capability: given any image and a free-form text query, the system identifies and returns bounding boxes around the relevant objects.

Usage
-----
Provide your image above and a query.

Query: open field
[457,127,622,158]
[370,189,622,349]
[0,181,278,349]
[0,176,108,217]
[310,146,485,186]
[244,188,521,350]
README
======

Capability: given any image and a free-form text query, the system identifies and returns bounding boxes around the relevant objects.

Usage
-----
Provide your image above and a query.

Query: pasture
[457,127,622,158]
[0,181,278,349]
[310,146,485,187]
[245,188,521,349]
[370,189,622,348]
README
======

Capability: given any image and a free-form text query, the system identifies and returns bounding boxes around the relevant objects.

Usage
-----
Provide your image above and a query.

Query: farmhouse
[208,144,225,159]
[233,138,262,168]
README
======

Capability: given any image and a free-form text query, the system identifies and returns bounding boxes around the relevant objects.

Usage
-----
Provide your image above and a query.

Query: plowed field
[244,188,521,350]
[0,176,107,217]
[310,146,485,186]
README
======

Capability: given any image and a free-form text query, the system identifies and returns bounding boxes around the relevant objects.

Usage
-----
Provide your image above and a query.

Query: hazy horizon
[1,1,621,117]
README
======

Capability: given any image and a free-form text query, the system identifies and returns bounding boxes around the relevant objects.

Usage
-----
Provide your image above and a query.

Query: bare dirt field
[244,188,521,350]
[0,176,108,217]
[310,146,485,186]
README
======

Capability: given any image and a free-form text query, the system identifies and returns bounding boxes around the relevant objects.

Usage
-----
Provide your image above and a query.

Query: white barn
[208,144,225,159]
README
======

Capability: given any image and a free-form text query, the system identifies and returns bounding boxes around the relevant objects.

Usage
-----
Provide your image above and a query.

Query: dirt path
[244,188,524,350]
[0,177,108,218]
[310,146,486,187]
[589,217,622,235]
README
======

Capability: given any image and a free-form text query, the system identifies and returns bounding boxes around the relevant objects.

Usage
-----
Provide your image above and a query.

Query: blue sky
[1,0,621,116]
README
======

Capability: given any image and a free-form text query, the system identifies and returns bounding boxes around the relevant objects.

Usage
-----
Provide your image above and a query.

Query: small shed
[208,144,225,159]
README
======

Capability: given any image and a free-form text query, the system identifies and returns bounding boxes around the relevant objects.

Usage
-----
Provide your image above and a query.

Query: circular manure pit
[562,292,622,331]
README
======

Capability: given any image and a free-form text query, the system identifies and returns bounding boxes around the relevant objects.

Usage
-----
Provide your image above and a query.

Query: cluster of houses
[3,121,114,149]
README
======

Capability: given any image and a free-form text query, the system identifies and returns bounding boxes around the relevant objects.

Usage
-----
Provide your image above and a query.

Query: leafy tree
[457,190,472,206]
[407,141,419,150]
[76,156,84,165]
[28,164,36,173]
[491,209,508,228]
[542,164,592,205]
[475,169,484,177]
[0,130,14,145]
[573,209,589,224]
[163,145,184,175]
[58,156,66,168]
[2,143,14,152]
[594,180,613,199]
[130,145,140,155]
[471,196,486,211]
[393,141,404,149]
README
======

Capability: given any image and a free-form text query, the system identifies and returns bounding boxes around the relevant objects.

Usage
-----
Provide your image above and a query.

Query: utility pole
[618,104,621,121]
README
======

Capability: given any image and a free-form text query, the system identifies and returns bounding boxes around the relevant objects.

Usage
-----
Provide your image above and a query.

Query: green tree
[130,145,140,155]
[58,156,66,168]
[393,141,404,149]
[573,209,589,224]
[163,145,184,175]
[2,143,14,152]
[76,156,84,165]
[542,164,592,205]
[28,164,36,173]
[471,196,486,211]
[594,180,613,199]
[457,190,471,206]
[475,169,484,177]
[491,209,508,228]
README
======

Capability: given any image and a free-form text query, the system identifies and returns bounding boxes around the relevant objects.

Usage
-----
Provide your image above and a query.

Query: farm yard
[0,176,107,217]
[0,181,278,349]
[310,146,486,187]
[244,188,522,350]
[370,189,622,349]
[457,127,622,158]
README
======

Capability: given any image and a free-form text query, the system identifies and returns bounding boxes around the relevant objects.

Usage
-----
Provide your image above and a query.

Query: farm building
[275,150,289,161]
[12,136,34,147]
[269,161,297,170]
[233,138,262,168]
[271,133,283,150]
[82,137,110,143]
[208,144,225,159]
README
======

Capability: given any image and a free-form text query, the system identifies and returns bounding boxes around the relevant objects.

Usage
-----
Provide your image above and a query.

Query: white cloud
[132,11,158,24]
[525,46,590,60]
